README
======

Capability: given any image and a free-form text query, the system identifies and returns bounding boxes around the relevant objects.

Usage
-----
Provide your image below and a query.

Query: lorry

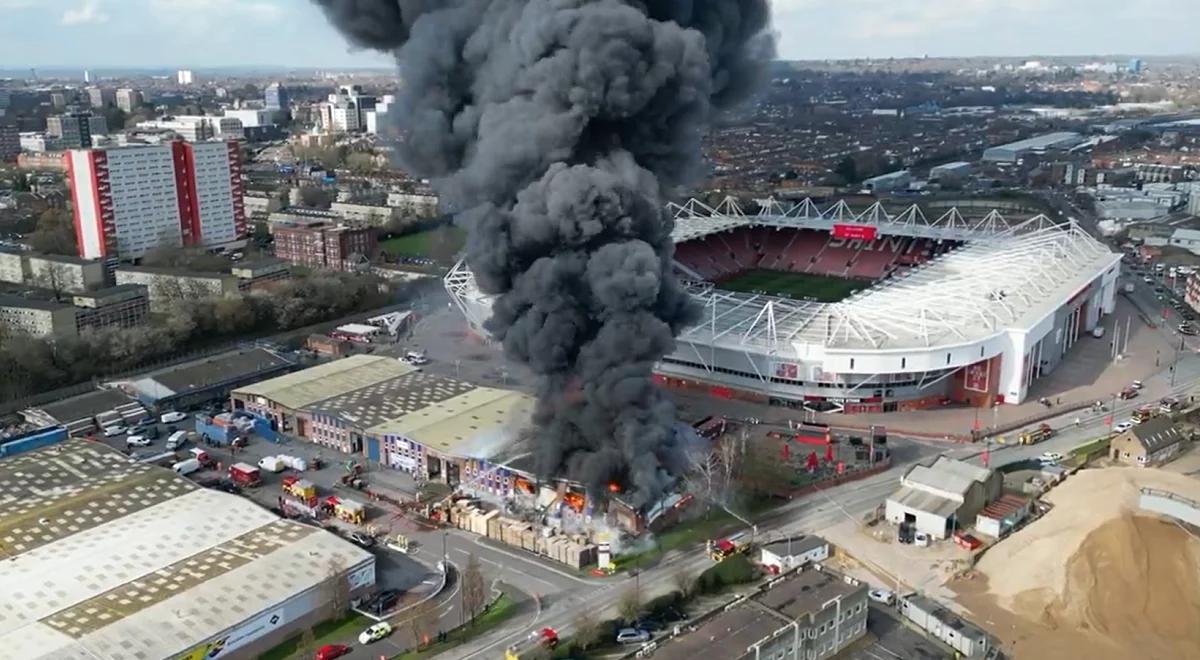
[189,447,216,469]
[706,531,750,562]
[1017,424,1055,445]
[504,628,559,660]
[228,462,263,487]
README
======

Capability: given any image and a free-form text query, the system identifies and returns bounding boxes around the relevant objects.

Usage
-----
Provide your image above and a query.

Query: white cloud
[62,0,108,25]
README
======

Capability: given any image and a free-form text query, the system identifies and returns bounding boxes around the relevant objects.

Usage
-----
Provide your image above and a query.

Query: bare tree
[461,554,487,623]
[672,567,696,600]
[571,610,603,651]
[617,587,642,624]
[406,597,439,649]
[321,558,350,619]
[295,627,317,658]
[34,261,72,301]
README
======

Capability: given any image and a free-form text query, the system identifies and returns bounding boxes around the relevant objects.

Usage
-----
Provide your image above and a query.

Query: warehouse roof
[131,348,294,399]
[760,534,828,558]
[232,354,416,410]
[889,486,962,518]
[366,387,534,459]
[987,131,1081,153]
[0,439,373,660]
[308,370,477,430]
[902,456,992,499]
[652,603,781,660]
[755,566,866,620]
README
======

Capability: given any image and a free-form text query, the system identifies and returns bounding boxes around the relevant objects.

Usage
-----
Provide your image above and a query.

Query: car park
[103,424,126,437]
[160,411,187,424]
[358,622,393,645]
[125,435,151,447]
[616,628,651,644]
[868,589,896,605]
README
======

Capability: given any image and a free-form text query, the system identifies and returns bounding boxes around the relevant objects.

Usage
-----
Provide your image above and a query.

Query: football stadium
[446,197,1121,413]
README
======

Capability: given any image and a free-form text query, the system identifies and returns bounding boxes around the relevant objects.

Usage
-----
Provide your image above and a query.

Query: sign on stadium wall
[964,359,991,393]
[832,224,878,241]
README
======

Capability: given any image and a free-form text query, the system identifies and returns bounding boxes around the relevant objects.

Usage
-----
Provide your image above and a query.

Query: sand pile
[964,467,1200,659]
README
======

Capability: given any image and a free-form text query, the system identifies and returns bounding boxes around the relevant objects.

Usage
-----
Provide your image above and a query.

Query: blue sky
[0,0,1196,68]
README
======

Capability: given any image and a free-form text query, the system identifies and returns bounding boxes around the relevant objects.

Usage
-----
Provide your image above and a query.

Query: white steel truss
[445,199,1120,356]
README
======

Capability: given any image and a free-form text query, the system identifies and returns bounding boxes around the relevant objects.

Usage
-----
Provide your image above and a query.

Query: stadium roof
[447,197,1121,354]
[232,354,416,410]
[0,440,372,660]
[366,387,534,459]
[681,218,1118,352]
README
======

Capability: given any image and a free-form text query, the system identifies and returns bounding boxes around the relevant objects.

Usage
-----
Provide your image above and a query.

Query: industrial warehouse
[0,440,375,660]
[447,197,1121,413]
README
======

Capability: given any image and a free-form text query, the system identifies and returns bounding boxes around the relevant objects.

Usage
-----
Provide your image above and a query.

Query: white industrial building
[884,457,1002,539]
[0,440,376,660]
[862,169,911,192]
[67,142,246,259]
[982,132,1082,163]
[224,108,276,128]
[929,161,971,182]
[759,535,830,573]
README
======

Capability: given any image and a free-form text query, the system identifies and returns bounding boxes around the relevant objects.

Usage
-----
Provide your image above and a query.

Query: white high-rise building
[65,142,246,259]
[177,69,195,86]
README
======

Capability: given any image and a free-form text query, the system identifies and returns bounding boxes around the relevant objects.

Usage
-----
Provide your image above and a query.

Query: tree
[571,610,603,651]
[461,554,487,623]
[28,209,77,255]
[321,558,350,619]
[346,151,381,175]
[737,439,795,499]
[294,627,317,658]
[617,587,642,624]
[34,261,72,301]
[834,156,858,184]
[299,186,333,209]
[671,567,696,601]
[406,597,439,649]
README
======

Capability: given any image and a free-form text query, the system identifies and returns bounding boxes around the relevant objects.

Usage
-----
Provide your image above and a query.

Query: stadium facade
[446,198,1121,413]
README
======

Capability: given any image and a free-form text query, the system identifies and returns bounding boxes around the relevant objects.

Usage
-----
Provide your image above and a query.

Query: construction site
[952,466,1200,660]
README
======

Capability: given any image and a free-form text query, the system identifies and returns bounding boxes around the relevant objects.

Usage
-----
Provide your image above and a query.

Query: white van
[172,458,201,476]
[166,430,189,450]
[403,350,429,366]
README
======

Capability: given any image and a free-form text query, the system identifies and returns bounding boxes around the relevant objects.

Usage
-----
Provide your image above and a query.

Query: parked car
[368,589,402,614]
[914,531,930,547]
[868,589,895,606]
[348,531,375,548]
[103,424,126,438]
[160,411,187,424]
[315,645,350,660]
[632,619,663,632]
[125,435,151,447]
[1039,451,1065,465]
[1130,380,1144,390]
[1113,420,1134,433]
[358,622,392,645]
[615,628,651,645]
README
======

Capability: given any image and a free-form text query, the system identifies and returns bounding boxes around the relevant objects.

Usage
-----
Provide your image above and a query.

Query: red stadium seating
[673,226,957,284]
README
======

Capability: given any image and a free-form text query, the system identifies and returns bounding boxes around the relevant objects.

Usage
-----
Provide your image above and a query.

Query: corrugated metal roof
[232,355,416,410]
[902,457,991,499]
[366,387,534,459]
[890,486,961,518]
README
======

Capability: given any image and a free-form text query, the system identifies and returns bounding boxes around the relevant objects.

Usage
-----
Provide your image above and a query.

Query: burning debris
[313,0,773,506]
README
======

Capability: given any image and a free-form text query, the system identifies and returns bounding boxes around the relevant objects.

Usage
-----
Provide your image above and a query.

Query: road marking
[470,536,592,584]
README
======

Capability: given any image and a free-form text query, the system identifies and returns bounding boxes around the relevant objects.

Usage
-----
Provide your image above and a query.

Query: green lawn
[391,592,519,660]
[379,226,466,263]
[257,612,368,660]
[718,269,868,302]
[613,509,739,570]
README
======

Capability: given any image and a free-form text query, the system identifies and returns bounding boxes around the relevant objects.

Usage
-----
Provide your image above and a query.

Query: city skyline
[0,0,1196,69]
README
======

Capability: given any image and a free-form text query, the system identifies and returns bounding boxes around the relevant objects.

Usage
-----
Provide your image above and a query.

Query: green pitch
[718,269,869,302]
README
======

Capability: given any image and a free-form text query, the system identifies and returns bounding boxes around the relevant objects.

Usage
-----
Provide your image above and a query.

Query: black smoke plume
[314,0,773,506]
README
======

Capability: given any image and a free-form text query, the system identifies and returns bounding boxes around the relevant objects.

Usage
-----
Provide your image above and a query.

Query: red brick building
[273,222,377,272]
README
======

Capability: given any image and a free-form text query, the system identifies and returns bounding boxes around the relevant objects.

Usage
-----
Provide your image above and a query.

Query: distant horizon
[2,53,1197,78]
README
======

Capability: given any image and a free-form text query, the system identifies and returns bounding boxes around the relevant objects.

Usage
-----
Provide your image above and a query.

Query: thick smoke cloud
[314,0,772,506]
